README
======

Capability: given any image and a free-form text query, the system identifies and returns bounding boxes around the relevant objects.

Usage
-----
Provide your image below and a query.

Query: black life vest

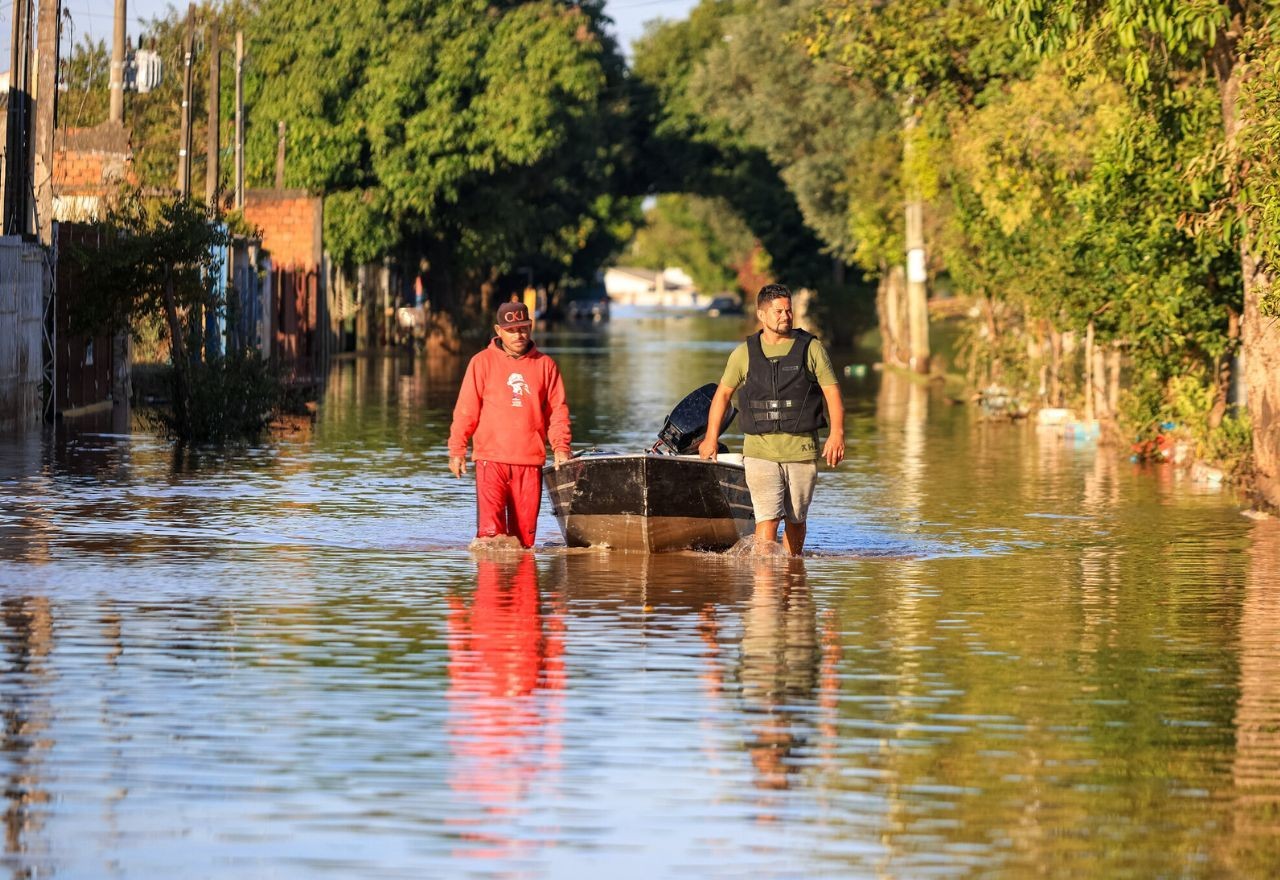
[739,329,827,435]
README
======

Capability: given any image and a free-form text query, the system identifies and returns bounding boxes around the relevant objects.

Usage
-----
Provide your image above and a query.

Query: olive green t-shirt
[719,336,838,462]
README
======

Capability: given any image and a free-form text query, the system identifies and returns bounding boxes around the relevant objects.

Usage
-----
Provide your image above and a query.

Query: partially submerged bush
[147,350,284,444]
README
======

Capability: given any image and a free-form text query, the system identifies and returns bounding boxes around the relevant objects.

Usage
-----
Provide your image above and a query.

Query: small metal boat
[542,385,754,552]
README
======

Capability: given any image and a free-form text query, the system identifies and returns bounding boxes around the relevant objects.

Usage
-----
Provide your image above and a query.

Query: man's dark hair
[756,284,792,308]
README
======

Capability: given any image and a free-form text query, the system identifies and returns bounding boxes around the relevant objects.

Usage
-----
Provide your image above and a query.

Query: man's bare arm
[820,384,845,468]
[697,384,737,461]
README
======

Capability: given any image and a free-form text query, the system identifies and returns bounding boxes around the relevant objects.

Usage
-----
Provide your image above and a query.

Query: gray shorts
[743,458,818,523]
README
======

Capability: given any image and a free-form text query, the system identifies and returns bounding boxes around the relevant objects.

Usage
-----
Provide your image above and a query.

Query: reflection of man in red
[446,555,565,857]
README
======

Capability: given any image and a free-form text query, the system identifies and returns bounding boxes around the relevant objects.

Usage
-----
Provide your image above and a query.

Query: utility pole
[177,4,196,197]
[110,0,126,123]
[275,120,286,189]
[33,0,60,247]
[902,98,930,375]
[205,21,220,208]
[5,0,34,235]
[234,31,245,210]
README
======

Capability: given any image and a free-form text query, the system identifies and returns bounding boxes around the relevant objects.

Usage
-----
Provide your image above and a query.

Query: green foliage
[630,3,838,291]
[938,18,1241,441]
[1134,372,1252,474]
[628,194,757,294]
[987,0,1231,92]
[60,36,111,129]
[800,0,1031,278]
[65,189,229,337]
[1239,20,1280,316]
[63,0,639,299]
[66,189,290,444]
[246,0,636,287]
[148,351,285,444]
[688,0,897,269]
[809,0,1021,103]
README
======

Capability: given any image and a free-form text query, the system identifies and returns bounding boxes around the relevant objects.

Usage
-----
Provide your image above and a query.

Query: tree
[630,3,836,295]
[985,0,1280,504]
[804,0,1025,370]
[64,191,267,441]
[947,60,1240,440]
[688,0,895,270]
[628,193,759,295]
[246,0,638,307]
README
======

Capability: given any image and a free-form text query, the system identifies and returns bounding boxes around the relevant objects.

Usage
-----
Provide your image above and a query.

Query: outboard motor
[654,383,737,455]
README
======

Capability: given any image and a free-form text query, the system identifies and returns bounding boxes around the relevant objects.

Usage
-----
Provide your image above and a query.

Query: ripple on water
[0,341,1273,877]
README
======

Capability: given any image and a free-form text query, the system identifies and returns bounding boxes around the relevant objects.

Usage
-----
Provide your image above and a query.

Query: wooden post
[5,0,34,235]
[205,21,220,208]
[234,31,245,210]
[110,0,126,123]
[1107,343,1121,419]
[1084,320,1095,422]
[902,98,930,375]
[177,4,196,197]
[33,0,60,247]
[275,120,286,189]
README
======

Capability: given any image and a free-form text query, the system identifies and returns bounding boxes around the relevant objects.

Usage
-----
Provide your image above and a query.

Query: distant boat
[706,295,744,316]
[542,385,753,552]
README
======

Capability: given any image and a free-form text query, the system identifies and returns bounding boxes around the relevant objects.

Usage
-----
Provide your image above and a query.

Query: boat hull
[542,454,754,552]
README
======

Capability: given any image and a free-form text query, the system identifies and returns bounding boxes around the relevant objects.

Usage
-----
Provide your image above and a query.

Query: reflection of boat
[542,385,754,553]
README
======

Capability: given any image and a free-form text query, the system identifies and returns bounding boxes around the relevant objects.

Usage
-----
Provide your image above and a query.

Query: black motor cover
[655,384,737,454]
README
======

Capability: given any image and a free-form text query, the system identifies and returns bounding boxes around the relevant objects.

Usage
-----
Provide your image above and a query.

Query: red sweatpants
[475,460,543,548]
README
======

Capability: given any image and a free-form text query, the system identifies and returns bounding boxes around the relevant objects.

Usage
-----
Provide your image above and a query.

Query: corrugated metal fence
[0,236,47,430]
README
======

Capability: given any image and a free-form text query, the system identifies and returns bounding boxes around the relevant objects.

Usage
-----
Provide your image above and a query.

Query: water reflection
[740,558,820,795]
[0,320,1276,875]
[1227,520,1280,873]
[446,553,564,861]
[1,596,53,872]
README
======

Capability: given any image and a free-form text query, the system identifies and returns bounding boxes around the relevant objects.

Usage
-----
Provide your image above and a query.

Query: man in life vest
[448,301,572,548]
[698,284,845,555]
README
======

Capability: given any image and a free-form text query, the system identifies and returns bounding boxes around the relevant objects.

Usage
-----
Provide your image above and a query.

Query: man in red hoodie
[448,301,572,548]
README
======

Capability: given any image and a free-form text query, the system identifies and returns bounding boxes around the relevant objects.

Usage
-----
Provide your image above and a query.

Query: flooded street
[2,314,1279,878]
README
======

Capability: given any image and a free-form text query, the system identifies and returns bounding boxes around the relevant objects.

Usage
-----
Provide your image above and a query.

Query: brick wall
[53,122,134,194]
[243,189,323,270]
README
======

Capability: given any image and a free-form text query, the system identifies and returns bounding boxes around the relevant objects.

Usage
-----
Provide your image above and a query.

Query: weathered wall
[53,122,134,222]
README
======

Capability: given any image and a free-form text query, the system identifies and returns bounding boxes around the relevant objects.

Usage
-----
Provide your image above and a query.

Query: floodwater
[1,314,1278,878]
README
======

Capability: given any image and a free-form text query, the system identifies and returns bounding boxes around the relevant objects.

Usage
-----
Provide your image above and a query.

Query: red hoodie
[448,338,572,466]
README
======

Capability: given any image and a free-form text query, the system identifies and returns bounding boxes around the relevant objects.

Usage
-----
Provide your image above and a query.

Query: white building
[604,266,711,309]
